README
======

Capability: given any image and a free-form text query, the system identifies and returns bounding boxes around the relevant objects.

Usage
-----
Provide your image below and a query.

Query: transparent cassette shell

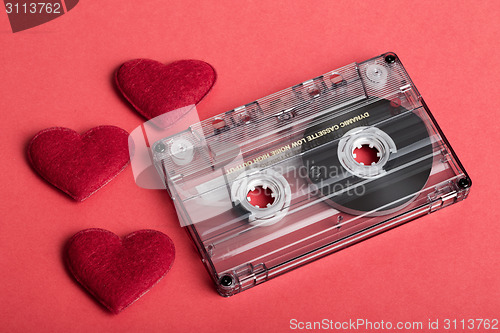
[153,52,471,296]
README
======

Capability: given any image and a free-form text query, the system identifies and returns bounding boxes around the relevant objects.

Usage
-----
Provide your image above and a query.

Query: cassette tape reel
[153,52,471,296]
[302,98,434,216]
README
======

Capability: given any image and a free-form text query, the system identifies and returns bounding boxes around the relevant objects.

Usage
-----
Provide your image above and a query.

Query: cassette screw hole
[384,54,396,64]
[220,275,233,287]
[330,73,343,85]
[353,145,380,165]
[458,178,471,189]
[154,143,166,153]
[247,186,275,208]
[390,98,401,108]
[212,118,226,130]
[308,87,320,97]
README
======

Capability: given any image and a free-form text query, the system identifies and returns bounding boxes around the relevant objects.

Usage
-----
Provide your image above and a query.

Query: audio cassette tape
[151,52,471,296]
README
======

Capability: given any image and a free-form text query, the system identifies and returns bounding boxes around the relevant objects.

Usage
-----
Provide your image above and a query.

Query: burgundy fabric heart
[115,59,216,127]
[27,126,129,202]
[65,229,175,314]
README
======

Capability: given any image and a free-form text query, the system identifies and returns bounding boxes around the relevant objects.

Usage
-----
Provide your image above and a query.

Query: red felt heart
[27,126,129,202]
[115,59,216,127]
[65,229,175,314]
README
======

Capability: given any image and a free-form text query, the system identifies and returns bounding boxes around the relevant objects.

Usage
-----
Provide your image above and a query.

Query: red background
[1,1,499,332]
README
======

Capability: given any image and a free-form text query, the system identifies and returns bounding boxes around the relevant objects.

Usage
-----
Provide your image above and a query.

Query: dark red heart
[65,229,175,314]
[115,59,216,126]
[27,126,129,202]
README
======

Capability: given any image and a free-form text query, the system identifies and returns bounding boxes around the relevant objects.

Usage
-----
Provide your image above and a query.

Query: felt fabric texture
[115,59,216,127]
[65,229,175,314]
[27,126,130,202]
